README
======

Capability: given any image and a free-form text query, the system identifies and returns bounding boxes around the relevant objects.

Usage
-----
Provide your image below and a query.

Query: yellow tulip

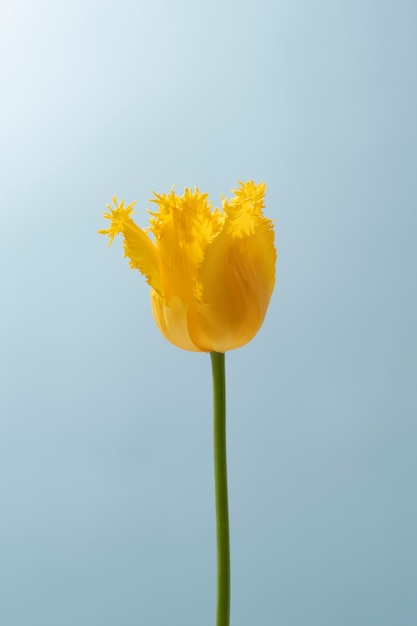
[99,180,276,352]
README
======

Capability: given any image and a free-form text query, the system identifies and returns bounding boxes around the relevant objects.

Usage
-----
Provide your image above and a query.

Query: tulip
[99,180,277,626]
[99,180,276,352]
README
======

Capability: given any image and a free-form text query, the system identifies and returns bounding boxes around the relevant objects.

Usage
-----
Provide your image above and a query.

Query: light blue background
[1,1,416,624]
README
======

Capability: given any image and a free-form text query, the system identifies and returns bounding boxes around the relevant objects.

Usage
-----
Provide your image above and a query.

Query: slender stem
[210,351,230,626]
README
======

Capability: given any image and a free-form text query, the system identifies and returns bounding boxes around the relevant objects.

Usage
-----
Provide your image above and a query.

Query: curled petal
[99,197,162,296]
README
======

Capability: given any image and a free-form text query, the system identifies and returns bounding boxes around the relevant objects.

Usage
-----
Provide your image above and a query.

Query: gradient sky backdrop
[1,1,416,625]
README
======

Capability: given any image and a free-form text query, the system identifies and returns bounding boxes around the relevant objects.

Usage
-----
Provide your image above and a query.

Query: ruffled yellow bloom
[99,181,276,352]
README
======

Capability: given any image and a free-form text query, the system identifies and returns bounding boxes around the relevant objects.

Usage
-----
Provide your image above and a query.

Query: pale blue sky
[1,1,416,624]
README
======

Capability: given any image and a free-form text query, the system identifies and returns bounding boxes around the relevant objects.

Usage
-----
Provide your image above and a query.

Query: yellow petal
[195,182,276,352]
[149,188,223,306]
[150,288,216,352]
[151,289,200,351]
[222,180,267,237]
[99,197,162,295]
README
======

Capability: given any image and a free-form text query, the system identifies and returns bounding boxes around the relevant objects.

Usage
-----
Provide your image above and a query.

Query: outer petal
[195,215,276,352]
[100,198,162,295]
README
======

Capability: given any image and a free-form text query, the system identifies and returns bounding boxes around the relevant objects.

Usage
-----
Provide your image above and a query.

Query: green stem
[210,352,230,626]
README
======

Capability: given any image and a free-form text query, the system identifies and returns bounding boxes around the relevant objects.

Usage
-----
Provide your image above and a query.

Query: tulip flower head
[99,180,276,352]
